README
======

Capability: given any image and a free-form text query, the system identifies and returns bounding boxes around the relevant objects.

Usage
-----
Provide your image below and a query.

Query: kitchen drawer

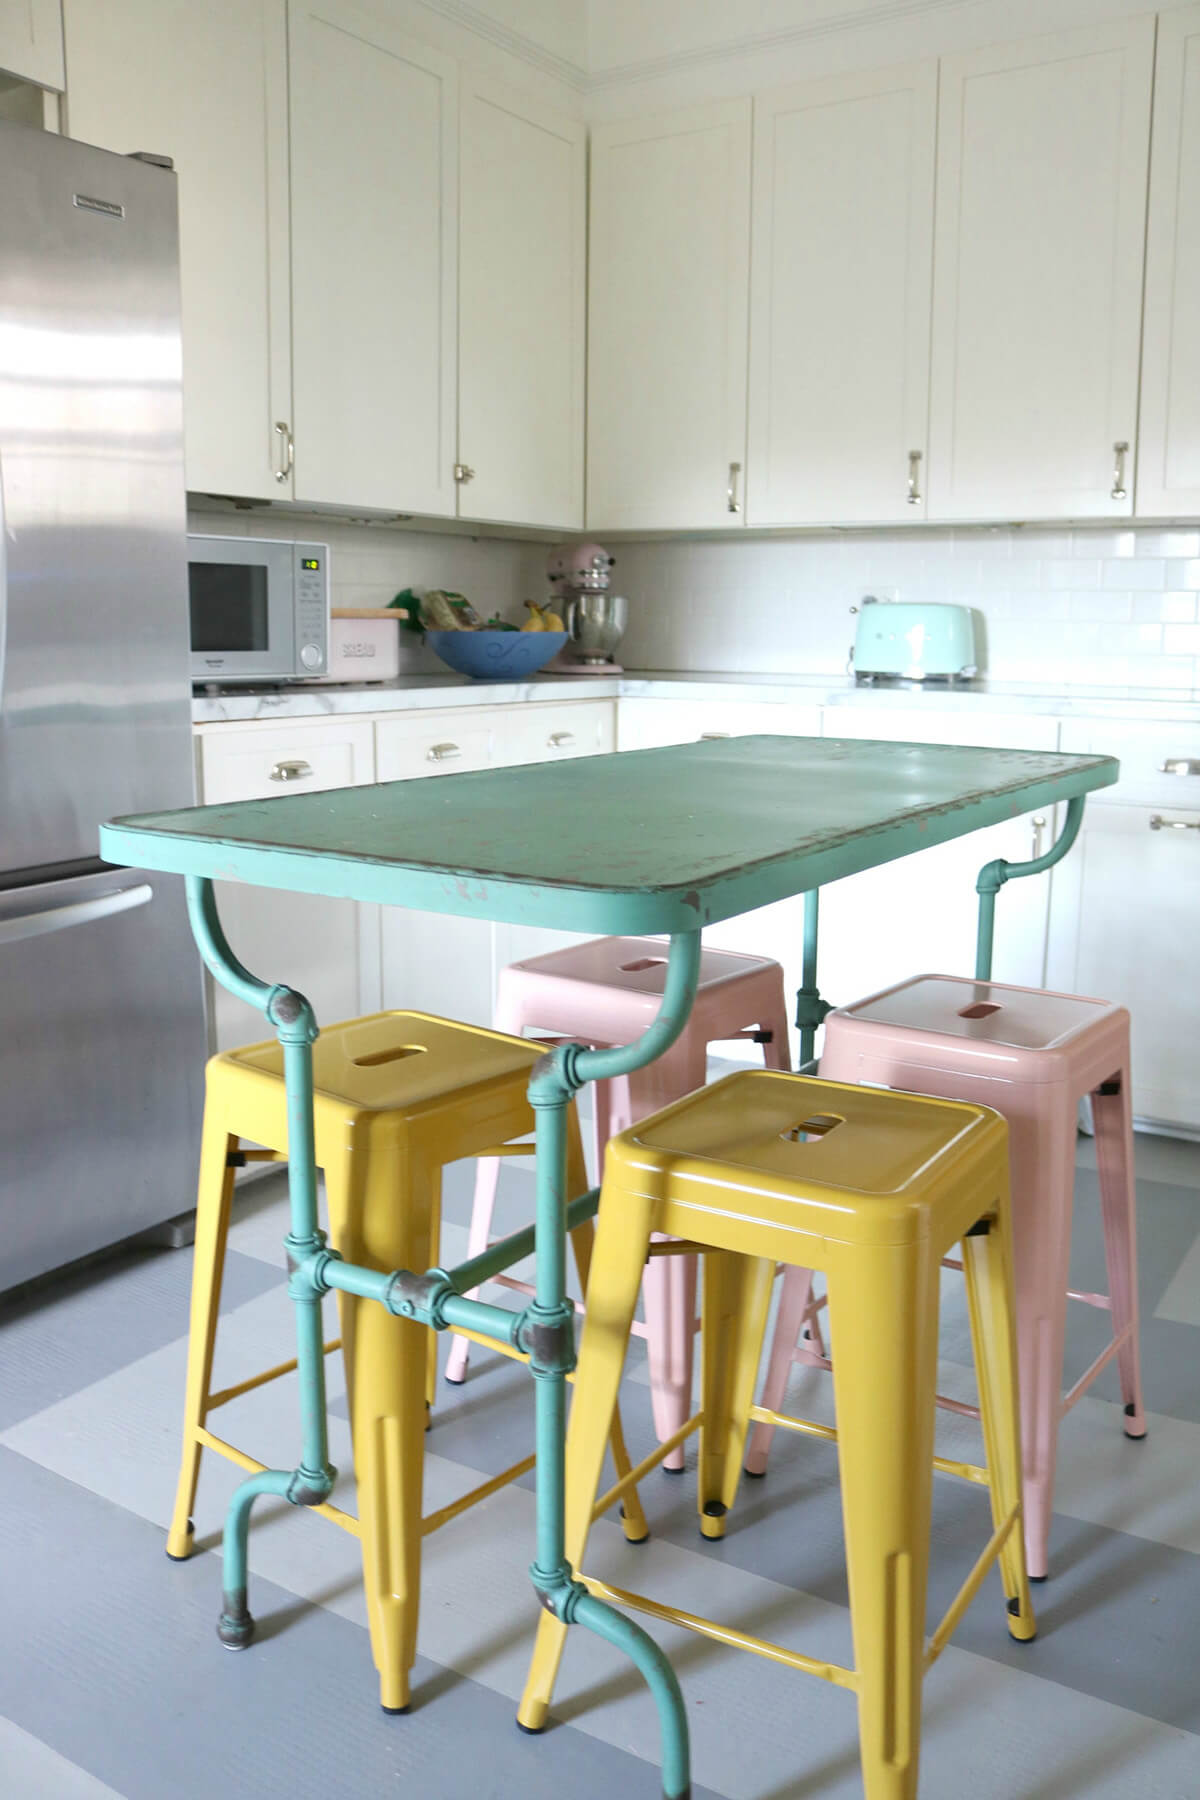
[495,700,615,766]
[1058,718,1200,810]
[197,719,375,804]
[618,697,821,750]
[375,711,493,782]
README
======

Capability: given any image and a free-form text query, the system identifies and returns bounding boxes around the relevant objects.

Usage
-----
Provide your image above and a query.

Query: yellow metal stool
[166,1009,649,1714]
[519,1069,1036,1799]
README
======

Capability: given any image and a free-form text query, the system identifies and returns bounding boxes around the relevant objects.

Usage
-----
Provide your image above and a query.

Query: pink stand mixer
[547,542,628,673]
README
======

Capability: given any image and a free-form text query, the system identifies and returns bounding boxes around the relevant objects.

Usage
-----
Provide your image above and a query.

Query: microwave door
[0,123,193,879]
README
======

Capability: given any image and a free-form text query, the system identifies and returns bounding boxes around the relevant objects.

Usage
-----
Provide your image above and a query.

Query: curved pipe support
[975,796,1085,980]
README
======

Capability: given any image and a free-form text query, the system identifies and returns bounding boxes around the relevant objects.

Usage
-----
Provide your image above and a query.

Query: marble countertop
[192,669,1200,726]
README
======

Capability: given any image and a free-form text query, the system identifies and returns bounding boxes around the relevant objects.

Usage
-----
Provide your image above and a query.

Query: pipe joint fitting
[976,857,1010,897]
[793,985,833,1032]
[528,1042,584,1106]
[266,984,319,1042]
[516,1300,577,1376]
[529,1560,585,1622]
[284,1230,330,1297]
[287,1461,336,1507]
[385,1266,454,1327]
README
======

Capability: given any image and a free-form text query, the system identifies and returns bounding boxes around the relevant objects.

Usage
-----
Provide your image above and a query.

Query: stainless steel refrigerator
[0,119,206,1290]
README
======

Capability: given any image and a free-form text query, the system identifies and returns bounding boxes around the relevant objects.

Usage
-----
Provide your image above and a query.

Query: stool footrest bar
[421,1454,537,1537]
[747,1405,991,1487]
[593,1413,703,1518]
[1061,1327,1133,1415]
[578,1573,858,1691]
[194,1428,360,1536]
[206,1338,342,1411]
[925,1506,1021,1668]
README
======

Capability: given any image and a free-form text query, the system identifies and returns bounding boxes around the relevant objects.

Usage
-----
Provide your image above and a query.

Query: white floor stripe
[0,1717,128,1800]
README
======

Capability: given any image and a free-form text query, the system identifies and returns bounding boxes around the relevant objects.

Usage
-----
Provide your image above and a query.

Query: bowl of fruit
[416,591,567,682]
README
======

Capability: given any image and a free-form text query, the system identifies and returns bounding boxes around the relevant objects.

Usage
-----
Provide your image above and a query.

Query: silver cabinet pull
[269,758,313,782]
[1111,440,1129,501]
[547,731,575,749]
[1160,758,1200,776]
[273,420,294,484]
[907,448,923,505]
[726,461,742,514]
[453,463,475,484]
[427,742,461,762]
[1030,814,1047,858]
[1150,814,1200,831]
[700,731,730,740]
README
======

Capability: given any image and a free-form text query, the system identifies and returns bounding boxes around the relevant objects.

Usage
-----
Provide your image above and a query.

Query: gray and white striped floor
[2,1128,1199,1798]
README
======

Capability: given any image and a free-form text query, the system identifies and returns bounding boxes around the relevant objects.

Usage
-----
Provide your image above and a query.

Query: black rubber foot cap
[164,1548,191,1563]
[742,1466,766,1480]
[381,1703,410,1715]
[624,1530,650,1547]
[1029,1573,1048,1584]
[444,1373,466,1387]
[516,1720,545,1736]
[165,1520,195,1561]
[661,1464,684,1476]
[1011,1629,1038,1646]
[1124,1403,1147,1439]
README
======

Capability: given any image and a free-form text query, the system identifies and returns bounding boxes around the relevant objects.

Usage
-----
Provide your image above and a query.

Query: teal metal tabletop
[100,735,1118,935]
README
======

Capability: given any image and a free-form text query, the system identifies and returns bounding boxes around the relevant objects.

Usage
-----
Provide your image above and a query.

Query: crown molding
[415,0,589,87]
[585,0,972,91]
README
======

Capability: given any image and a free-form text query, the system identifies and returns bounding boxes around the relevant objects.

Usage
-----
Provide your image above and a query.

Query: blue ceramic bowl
[426,629,567,682]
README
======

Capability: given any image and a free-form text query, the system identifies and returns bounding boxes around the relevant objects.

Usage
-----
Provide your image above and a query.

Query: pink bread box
[315,607,409,683]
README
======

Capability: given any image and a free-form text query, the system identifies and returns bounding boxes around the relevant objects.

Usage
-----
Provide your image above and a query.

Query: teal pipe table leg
[975,796,1086,980]
[183,875,699,1793]
[795,889,832,1071]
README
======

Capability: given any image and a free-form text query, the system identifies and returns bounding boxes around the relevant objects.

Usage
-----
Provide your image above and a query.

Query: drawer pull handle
[427,742,462,762]
[1111,440,1129,502]
[1030,814,1047,858]
[269,758,313,782]
[726,461,741,514]
[548,731,575,749]
[700,731,730,740]
[1160,758,1200,776]
[906,448,923,506]
[273,420,294,485]
[1150,815,1200,832]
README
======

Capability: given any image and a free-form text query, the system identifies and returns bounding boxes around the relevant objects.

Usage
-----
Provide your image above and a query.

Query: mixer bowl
[565,591,628,664]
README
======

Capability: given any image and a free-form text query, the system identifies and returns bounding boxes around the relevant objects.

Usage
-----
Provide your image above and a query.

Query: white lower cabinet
[815,710,1060,1013]
[196,719,378,1050]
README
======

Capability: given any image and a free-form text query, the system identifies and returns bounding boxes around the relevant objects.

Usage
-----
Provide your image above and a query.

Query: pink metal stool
[747,973,1146,1579]
[444,936,792,1468]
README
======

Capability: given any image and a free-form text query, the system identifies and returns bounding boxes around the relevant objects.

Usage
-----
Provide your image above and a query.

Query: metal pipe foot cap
[700,1500,727,1540]
[1006,1598,1037,1643]
[217,1591,255,1650]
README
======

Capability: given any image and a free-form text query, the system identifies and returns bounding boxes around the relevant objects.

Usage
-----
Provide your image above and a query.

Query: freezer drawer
[0,865,206,1290]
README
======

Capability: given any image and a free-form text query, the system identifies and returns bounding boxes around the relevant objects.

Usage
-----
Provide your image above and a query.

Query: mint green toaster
[852,600,977,682]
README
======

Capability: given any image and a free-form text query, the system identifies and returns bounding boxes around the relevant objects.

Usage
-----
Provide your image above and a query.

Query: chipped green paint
[100,736,1118,935]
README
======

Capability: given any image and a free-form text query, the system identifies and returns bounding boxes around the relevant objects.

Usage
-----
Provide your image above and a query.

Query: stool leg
[642,1250,699,1474]
[443,1154,500,1387]
[697,1250,775,1539]
[743,1265,817,1477]
[1008,1108,1076,1581]
[327,1143,433,1715]
[426,1169,442,1412]
[828,1247,938,1800]
[167,1108,238,1561]
[761,991,793,1073]
[1091,1069,1146,1439]
[517,1185,655,1734]
[961,1207,1037,1644]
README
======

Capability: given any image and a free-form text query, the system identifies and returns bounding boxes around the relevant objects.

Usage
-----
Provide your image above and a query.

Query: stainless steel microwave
[188,534,330,683]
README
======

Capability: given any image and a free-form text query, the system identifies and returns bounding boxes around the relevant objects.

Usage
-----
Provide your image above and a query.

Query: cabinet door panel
[929,19,1153,520]
[289,1,456,514]
[1046,803,1200,1129]
[587,101,751,532]
[0,0,63,90]
[816,710,1059,1005]
[64,0,290,499]
[459,77,584,529]
[1138,4,1200,516]
[747,62,936,526]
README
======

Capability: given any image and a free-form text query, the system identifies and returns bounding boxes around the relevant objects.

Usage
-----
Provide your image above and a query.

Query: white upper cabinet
[746,62,936,527]
[288,1,457,515]
[587,100,752,532]
[1138,4,1200,516]
[64,0,292,500]
[0,0,63,89]
[458,76,585,529]
[928,17,1154,522]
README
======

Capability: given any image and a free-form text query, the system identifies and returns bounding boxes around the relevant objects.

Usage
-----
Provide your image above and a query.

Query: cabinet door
[458,76,584,529]
[0,0,63,89]
[928,18,1154,521]
[1046,802,1200,1130]
[587,101,751,532]
[63,0,291,499]
[289,1,456,515]
[816,710,1060,1009]
[617,697,821,752]
[197,721,377,1049]
[1138,4,1200,516]
[747,63,936,527]
[376,713,494,1027]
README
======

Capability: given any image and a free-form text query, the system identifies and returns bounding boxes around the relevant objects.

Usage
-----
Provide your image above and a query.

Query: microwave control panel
[295,544,329,670]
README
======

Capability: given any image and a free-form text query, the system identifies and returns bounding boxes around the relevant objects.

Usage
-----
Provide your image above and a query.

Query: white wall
[614,524,1200,690]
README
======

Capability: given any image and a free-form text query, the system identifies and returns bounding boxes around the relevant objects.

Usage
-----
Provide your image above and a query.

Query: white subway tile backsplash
[1044,558,1098,589]
[1163,624,1200,656]
[1133,591,1197,624]
[1102,559,1165,590]
[1070,590,1130,621]
[1166,561,1200,591]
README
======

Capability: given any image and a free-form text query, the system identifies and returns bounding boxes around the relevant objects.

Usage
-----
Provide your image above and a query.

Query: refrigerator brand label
[73,193,125,220]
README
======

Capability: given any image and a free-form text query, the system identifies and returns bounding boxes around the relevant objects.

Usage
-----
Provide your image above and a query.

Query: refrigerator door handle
[0,445,7,713]
[0,880,153,947]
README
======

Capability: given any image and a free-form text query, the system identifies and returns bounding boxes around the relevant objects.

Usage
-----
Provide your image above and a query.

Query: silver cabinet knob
[453,463,475,484]
[547,731,575,749]
[1150,814,1200,831]
[726,461,741,514]
[427,742,462,762]
[1111,440,1130,501]
[269,758,313,782]
[1030,814,1047,858]
[273,420,294,484]
[907,448,923,505]
[1160,758,1200,775]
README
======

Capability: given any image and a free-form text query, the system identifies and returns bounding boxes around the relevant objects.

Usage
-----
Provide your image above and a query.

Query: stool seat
[519,1069,1035,1800]
[167,1009,648,1713]
[445,936,792,1470]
